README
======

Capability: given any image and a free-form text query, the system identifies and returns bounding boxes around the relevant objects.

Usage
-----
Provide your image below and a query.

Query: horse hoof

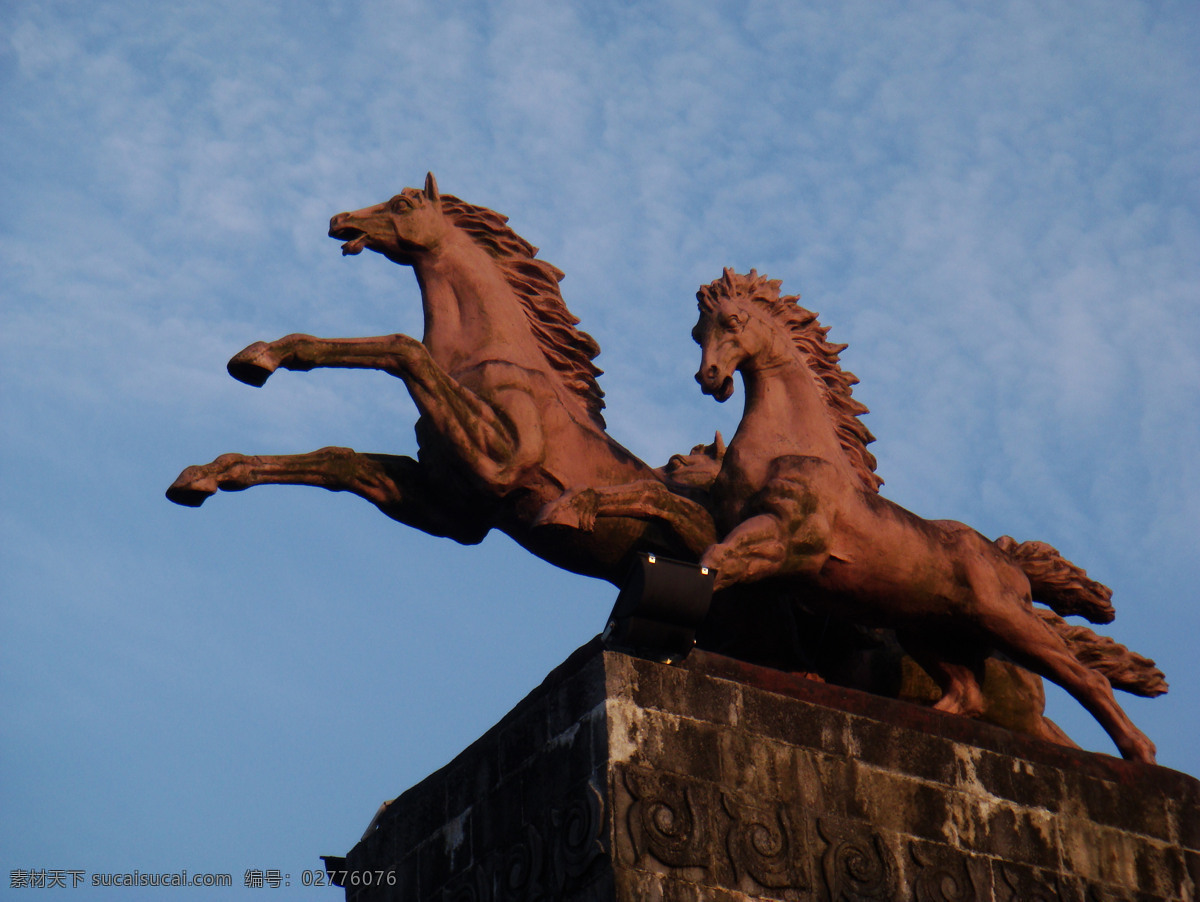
[166,485,211,507]
[533,490,597,532]
[227,342,278,387]
[1122,735,1157,765]
[931,691,985,719]
[532,502,576,530]
[166,470,216,507]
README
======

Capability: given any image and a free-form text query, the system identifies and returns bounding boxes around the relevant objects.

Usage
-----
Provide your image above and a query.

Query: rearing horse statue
[167,174,698,581]
[542,269,1165,763]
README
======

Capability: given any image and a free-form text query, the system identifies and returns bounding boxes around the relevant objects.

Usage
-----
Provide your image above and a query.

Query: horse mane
[440,194,607,428]
[697,268,883,492]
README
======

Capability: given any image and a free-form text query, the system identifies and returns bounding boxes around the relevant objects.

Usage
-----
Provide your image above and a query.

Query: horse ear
[424,172,440,202]
[713,431,726,457]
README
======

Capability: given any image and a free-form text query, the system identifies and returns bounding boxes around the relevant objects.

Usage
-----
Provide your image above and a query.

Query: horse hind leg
[897,631,988,718]
[929,665,985,717]
[971,586,1156,763]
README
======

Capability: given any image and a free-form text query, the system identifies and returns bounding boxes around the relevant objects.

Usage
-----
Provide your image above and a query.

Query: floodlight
[603,552,715,663]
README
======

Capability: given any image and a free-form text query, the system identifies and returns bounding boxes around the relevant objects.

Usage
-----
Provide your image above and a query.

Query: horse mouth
[330,226,369,256]
[700,375,734,402]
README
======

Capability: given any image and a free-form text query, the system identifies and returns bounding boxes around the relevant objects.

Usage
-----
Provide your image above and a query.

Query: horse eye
[389,196,412,213]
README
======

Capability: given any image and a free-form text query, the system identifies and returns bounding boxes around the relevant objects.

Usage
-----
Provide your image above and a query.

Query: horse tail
[995,536,1115,624]
[1035,609,1168,697]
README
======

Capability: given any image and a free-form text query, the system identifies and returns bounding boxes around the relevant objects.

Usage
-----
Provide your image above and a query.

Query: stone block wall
[333,640,1198,901]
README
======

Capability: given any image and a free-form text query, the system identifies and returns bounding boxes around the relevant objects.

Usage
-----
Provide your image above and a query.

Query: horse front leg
[166,447,490,544]
[702,469,834,590]
[700,514,792,591]
[227,333,536,489]
[226,333,418,387]
[535,480,719,558]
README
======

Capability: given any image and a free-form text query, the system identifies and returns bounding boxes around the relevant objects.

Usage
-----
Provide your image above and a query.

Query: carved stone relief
[816,818,897,902]
[909,842,979,902]
[621,766,811,897]
[440,782,604,902]
[612,765,1146,902]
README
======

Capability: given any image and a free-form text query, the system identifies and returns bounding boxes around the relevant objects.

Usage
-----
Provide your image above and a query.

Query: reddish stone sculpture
[543,269,1165,763]
[168,178,1165,762]
[168,174,702,582]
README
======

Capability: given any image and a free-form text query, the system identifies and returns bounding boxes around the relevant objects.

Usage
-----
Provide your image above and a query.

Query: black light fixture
[603,552,715,663]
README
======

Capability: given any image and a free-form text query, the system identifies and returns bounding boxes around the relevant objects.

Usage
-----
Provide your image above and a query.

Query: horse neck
[732,337,851,473]
[412,230,544,373]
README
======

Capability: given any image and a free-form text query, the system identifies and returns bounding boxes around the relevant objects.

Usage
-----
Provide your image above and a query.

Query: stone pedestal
[330,639,1198,901]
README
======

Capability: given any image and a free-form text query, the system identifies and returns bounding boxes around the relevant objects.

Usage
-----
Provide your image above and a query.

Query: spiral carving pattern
[911,844,978,902]
[817,818,896,901]
[440,783,604,902]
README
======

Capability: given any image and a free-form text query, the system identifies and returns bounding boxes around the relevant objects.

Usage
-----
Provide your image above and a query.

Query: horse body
[168,174,689,583]
[811,492,1022,625]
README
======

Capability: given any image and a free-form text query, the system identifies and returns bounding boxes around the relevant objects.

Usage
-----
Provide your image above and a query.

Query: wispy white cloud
[3,0,1198,886]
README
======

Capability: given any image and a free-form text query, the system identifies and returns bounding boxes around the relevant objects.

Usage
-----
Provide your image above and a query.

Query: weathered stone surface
[332,641,1198,901]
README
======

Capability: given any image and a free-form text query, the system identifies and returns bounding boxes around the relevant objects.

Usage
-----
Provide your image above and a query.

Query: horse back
[816,490,1030,622]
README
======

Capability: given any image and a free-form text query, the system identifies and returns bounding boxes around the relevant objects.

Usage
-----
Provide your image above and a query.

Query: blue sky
[3,1,1198,897]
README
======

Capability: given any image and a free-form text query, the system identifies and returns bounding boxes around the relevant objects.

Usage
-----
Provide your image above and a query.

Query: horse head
[329,172,447,264]
[693,268,780,402]
[656,432,726,490]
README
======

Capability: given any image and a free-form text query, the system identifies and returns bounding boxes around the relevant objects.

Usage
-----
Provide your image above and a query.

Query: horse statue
[166,174,703,582]
[540,269,1166,763]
